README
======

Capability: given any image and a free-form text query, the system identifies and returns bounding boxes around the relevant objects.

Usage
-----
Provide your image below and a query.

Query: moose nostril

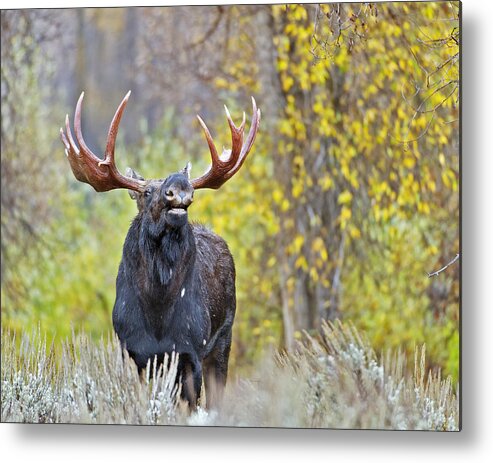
[183,194,193,206]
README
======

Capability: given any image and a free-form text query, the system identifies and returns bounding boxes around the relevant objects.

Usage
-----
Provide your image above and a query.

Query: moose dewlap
[60,92,260,408]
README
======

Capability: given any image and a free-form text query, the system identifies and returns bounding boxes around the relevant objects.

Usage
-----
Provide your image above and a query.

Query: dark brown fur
[112,171,235,408]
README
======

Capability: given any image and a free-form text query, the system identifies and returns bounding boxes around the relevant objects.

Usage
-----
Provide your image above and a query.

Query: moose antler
[192,97,261,190]
[60,91,146,193]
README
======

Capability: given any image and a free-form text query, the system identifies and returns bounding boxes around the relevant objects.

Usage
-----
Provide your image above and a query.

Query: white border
[1,0,492,462]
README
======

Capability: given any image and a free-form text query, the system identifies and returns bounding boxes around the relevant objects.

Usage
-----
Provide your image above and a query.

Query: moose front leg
[180,356,203,409]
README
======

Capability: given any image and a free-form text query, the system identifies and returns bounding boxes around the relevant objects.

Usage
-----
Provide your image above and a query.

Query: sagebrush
[1,321,459,430]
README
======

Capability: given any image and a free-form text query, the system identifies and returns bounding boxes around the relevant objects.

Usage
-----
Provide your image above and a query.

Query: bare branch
[189,6,224,48]
[427,253,460,278]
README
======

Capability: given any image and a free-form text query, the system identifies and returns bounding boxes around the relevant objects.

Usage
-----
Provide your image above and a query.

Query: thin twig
[427,253,460,278]
[189,6,224,48]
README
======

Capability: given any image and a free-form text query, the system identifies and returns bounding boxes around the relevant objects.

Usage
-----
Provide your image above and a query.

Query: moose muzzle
[163,189,193,209]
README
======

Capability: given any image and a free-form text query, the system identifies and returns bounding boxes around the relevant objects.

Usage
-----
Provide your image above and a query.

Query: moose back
[60,91,260,408]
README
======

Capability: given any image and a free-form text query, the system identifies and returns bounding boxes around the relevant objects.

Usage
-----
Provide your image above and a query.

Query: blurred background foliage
[1,3,459,380]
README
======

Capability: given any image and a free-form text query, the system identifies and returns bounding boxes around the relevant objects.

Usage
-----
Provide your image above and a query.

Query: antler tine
[101,90,131,167]
[61,111,93,185]
[61,115,77,155]
[60,92,146,193]
[224,104,245,162]
[74,92,100,164]
[191,97,260,190]
[243,97,261,154]
[196,115,220,165]
[231,97,260,174]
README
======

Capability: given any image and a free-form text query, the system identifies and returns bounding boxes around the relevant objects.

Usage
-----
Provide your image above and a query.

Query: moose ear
[126,167,145,200]
[180,162,192,180]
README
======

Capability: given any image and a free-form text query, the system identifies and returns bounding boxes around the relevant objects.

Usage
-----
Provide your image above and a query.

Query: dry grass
[1,321,459,430]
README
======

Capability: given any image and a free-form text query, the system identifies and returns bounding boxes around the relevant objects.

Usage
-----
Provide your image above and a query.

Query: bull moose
[60,92,260,408]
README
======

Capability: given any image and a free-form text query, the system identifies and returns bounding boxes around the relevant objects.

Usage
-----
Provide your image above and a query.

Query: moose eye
[144,189,152,198]
[165,190,173,197]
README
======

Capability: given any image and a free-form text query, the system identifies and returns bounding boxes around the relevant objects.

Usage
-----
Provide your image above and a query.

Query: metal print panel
[1,1,461,430]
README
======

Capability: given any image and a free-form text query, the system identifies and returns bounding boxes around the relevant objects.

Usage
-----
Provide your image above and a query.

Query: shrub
[1,321,458,430]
